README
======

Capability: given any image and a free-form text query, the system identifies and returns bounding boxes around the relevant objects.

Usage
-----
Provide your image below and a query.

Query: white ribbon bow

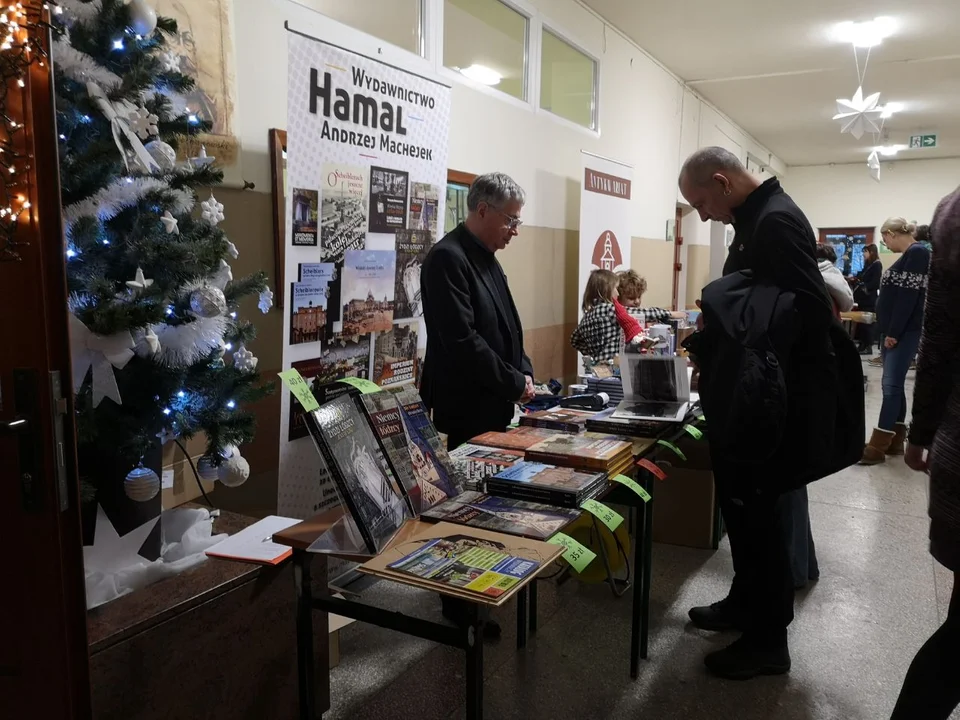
[86,81,160,174]
[70,314,136,407]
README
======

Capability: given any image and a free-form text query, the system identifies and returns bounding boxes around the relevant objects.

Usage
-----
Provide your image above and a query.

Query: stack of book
[421,491,580,540]
[524,433,634,477]
[585,406,674,438]
[486,461,607,508]
[585,376,624,404]
[471,426,558,452]
[519,408,595,433]
[448,444,524,490]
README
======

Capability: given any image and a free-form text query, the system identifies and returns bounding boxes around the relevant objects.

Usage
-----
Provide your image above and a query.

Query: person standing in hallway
[678,147,839,680]
[860,218,931,464]
[854,243,883,355]
[816,243,855,316]
[891,187,960,720]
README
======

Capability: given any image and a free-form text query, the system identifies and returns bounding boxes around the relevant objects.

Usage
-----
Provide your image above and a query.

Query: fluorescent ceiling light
[880,102,904,119]
[459,64,501,86]
[877,145,904,157]
[834,17,897,47]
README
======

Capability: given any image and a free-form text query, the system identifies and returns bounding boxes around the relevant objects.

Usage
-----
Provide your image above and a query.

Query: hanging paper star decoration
[833,87,883,140]
[127,105,159,140]
[867,150,881,183]
[233,344,258,373]
[160,210,179,235]
[126,266,154,289]
[201,193,225,225]
[258,288,274,314]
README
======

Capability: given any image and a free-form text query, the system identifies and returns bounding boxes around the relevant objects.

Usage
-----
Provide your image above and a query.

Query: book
[486,462,607,508]
[584,407,680,438]
[373,320,419,387]
[471,426,559,452]
[341,249,396,335]
[291,188,319,247]
[289,281,328,346]
[408,182,439,238]
[525,434,633,471]
[386,535,539,600]
[421,491,580,540]
[519,408,595,433]
[391,387,465,494]
[369,166,409,234]
[393,229,430,320]
[320,163,368,263]
[205,516,301,565]
[305,395,408,553]
[448,443,524,488]
[360,391,459,513]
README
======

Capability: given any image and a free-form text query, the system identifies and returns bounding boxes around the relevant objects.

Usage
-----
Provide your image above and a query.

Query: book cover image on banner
[320,163,368,262]
[289,280,327,346]
[394,229,429,319]
[369,166,409,234]
[292,187,319,246]
[373,320,419,387]
[409,182,439,237]
[342,249,396,335]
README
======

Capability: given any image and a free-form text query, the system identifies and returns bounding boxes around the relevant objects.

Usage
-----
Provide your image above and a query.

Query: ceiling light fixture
[458,64,501,86]
[880,102,903,119]
[833,17,897,47]
[877,145,904,157]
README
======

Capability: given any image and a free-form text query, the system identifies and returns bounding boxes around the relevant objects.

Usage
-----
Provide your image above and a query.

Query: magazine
[291,187,319,246]
[369,166,409,234]
[289,281,328,346]
[307,395,408,553]
[320,163,368,262]
[393,229,430,319]
[341,249,396,335]
[421,491,580,540]
[408,182,439,238]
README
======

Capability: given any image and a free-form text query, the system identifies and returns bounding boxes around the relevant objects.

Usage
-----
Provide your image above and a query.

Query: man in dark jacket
[679,147,837,680]
[421,172,535,449]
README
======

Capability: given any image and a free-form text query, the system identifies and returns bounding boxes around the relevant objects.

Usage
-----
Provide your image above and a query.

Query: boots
[887,423,908,456]
[860,428,895,465]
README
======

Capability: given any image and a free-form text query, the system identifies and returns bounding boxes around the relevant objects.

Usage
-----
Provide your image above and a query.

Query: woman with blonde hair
[617,269,687,323]
[571,269,641,365]
[860,217,931,464]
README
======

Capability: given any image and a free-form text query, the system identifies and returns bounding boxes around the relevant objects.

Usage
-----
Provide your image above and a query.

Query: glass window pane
[540,29,597,129]
[444,0,528,101]
[295,0,423,56]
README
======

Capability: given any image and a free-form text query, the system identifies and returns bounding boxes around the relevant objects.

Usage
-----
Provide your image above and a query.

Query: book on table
[448,443,524,490]
[524,433,633,472]
[470,426,559,452]
[519,408,595,433]
[486,461,608,508]
[358,522,563,605]
[305,394,409,554]
[611,354,690,423]
[391,386,465,489]
[421,491,581,540]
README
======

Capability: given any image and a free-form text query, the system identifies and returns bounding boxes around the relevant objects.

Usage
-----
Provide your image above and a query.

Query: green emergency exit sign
[910,134,938,149]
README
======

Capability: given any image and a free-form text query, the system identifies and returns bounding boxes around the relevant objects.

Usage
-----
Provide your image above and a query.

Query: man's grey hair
[467,172,526,212]
[679,147,745,187]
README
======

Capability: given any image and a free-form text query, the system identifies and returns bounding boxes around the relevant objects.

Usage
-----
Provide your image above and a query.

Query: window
[296,0,424,56]
[443,0,528,102]
[540,28,597,129]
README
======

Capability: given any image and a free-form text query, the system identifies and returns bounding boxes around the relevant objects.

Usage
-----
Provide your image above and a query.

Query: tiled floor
[323,363,958,719]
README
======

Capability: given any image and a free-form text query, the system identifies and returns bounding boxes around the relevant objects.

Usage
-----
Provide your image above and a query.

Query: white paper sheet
[205,515,301,565]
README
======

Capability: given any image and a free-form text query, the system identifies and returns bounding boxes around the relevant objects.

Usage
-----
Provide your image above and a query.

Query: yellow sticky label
[683,424,703,440]
[338,377,381,394]
[547,532,596,573]
[581,498,624,532]
[278,369,320,412]
[657,439,687,461]
[613,474,651,503]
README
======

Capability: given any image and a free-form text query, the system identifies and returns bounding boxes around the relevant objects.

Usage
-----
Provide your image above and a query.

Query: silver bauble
[190,286,227,318]
[145,140,176,171]
[124,464,160,502]
[196,456,219,483]
[217,451,250,488]
[127,0,158,36]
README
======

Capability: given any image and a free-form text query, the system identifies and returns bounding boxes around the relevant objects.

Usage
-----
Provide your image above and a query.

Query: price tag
[636,458,667,481]
[696,414,705,422]
[581,498,624,532]
[656,439,687,462]
[683,424,703,440]
[278,369,320,412]
[338,377,381,394]
[613,474,652,503]
[547,532,596,573]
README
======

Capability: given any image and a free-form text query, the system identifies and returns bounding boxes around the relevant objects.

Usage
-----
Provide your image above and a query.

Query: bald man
[679,147,836,680]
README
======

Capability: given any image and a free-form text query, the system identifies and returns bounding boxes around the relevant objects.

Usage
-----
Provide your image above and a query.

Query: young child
[617,269,687,323]
[570,270,642,365]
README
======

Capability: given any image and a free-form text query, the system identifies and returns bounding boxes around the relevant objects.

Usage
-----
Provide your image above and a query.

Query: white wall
[233,0,784,244]
[784,158,960,238]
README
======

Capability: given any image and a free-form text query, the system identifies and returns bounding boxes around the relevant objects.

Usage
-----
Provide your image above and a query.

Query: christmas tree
[54,0,272,501]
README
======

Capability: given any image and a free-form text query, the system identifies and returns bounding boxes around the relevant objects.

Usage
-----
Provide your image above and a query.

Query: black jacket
[420,223,533,439]
[854,260,881,311]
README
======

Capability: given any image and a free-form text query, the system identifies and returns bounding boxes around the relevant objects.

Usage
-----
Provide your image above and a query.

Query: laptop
[610,354,690,423]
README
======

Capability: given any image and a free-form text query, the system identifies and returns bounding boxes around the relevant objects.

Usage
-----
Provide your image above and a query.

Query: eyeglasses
[485,204,523,230]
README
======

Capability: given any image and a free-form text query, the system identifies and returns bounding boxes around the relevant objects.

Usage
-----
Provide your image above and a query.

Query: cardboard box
[160,434,215,509]
[651,435,716,549]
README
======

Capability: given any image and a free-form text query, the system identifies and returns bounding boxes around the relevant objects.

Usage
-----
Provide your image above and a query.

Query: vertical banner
[578,152,633,369]
[279,31,451,521]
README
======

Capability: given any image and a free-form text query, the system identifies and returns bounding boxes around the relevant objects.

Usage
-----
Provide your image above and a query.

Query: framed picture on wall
[446,170,476,231]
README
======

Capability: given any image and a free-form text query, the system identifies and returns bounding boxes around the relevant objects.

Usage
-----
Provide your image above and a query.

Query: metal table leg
[294,550,316,720]
[641,476,655,660]
[516,586,527,649]
[465,603,485,720]
[529,580,538,633]
[631,502,645,679]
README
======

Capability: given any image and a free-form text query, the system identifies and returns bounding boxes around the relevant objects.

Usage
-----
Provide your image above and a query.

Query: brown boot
[860,428,895,465]
[887,423,908,456]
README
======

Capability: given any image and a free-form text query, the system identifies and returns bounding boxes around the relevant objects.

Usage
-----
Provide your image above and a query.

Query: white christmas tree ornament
[126,266,153,289]
[200,193,225,225]
[159,50,180,74]
[225,240,238,259]
[160,210,179,234]
[190,285,227,318]
[124,0,158,36]
[210,259,233,291]
[189,145,215,168]
[233,344,258,373]
[258,288,274,314]
[217,445,250,488]
[145,140,177,171]
[128,105,159,140]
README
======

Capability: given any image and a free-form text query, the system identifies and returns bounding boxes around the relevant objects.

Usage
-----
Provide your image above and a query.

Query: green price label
[581,498,624,532]
[613,474,651,503]
[683,424,703,440]
[278,369,320,412]
[696,414,705,422]
[338,377,382,394]
[547,532,596,573]
[657,439,687,461]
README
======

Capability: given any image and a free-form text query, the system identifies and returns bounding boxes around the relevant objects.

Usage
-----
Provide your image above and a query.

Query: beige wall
[685,246,711,308]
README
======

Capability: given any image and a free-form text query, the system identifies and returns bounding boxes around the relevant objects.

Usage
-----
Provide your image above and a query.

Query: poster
[289,281,327,346]
[279,32,451,523]
[394,229,430,319]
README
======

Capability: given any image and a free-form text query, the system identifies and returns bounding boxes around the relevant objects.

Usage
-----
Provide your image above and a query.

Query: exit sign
[910,134,938,149]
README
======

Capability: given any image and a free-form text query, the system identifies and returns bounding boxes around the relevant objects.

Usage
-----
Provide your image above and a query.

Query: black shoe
[704,638,791,680]
[688,599,744,632]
